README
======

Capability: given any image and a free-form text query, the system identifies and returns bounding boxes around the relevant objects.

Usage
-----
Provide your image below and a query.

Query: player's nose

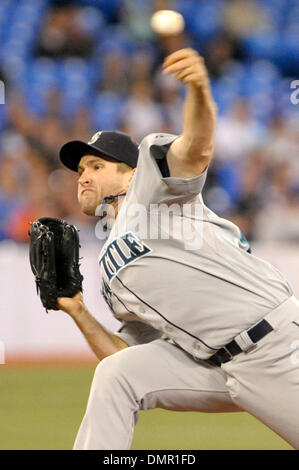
[78,168,92,185]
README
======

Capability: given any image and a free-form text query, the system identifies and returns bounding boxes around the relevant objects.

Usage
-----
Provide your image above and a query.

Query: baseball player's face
[77,154,133,217]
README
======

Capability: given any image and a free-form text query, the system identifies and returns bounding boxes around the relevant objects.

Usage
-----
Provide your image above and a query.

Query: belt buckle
[223,346,234,362]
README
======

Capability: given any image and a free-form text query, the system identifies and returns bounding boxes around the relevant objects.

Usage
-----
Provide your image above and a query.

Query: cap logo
[88,131,102,145]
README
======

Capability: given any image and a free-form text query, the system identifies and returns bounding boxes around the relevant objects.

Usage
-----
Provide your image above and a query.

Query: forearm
[70,306,128,361]
[182,83,216,156]
[163,49,217,166]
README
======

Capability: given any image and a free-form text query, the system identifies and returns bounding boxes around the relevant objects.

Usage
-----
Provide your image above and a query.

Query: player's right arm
[57,292,128,361]
[162,48,217,178]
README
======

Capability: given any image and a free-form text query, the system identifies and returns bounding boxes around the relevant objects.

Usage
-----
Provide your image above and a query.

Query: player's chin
[79,199,99,217]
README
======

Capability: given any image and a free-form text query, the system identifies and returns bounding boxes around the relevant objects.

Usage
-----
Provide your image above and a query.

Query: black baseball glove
[29,217,83,311]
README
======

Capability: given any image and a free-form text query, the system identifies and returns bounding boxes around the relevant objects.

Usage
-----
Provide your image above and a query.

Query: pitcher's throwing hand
[163,48,210,89]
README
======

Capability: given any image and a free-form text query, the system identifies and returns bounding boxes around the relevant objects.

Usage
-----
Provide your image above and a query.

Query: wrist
[57,293,87,319]
[71,301,87,319]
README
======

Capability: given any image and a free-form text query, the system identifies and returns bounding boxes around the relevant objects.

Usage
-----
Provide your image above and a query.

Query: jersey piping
[115,275,219,351]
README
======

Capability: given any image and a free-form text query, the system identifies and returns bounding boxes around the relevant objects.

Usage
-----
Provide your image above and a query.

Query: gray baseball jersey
[98,133,293,360]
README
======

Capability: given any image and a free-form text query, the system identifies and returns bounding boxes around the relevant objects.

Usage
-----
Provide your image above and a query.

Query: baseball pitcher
[54,49,299,449]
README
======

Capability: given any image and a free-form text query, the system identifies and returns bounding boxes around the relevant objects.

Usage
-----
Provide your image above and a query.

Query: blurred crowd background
[0,0,298,245]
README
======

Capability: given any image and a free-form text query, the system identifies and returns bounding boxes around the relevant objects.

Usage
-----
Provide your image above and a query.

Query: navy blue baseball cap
[59,130,139,171]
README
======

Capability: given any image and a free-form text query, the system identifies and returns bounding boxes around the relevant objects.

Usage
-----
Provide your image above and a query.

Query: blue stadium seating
[91,91,124,130]
[0,0,297,125]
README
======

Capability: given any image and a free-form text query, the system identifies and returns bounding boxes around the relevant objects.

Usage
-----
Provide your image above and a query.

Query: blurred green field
[0,365,292,450]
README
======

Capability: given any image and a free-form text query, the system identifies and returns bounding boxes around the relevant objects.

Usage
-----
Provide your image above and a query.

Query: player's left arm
[162,48,217,178]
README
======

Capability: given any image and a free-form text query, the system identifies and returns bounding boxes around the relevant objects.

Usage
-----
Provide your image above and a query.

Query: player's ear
[129,167,136,183]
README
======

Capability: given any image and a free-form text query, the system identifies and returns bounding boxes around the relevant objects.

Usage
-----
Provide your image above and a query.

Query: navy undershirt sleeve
[150,143,172,177]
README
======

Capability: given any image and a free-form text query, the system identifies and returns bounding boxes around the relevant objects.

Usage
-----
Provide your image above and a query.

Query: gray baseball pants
[73,296,299,450]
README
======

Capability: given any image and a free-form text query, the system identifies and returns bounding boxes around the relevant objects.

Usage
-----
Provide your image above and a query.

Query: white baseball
[150,10,185,36]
